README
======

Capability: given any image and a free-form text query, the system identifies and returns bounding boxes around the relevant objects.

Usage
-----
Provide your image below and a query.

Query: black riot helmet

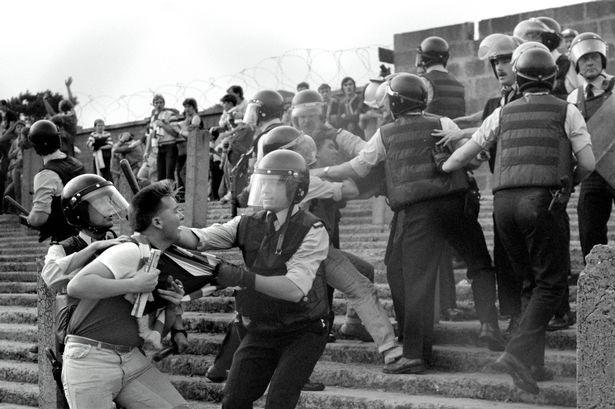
[512,42,558,92]
[243,90,285,126]
[29,119,61,156]
[417,36,450,68]
[62,174,129,234]
[260,125,317,167]
[248,150,309,209]
[386,73,428,117]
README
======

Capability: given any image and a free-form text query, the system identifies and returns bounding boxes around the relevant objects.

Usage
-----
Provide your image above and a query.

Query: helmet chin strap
[84,224,114,239]
[274,202,296,255]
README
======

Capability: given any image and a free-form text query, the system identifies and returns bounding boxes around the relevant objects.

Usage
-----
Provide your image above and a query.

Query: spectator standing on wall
[111,132,143,187]
[175,98,202,200]
[317,83,340,128]
[336,77,364,139]
[227,85,247,119]
[43,77,79,156]
[145,95,179,184]
[87,119,113,181]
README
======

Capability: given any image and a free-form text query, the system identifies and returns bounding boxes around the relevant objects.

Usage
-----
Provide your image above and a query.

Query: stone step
[0,340,37,363]
[0,379,38,407]
[0,272,38,283]
[309,361,576,407]
[0,307,37,325]
[0,248,46,256]
[180,312,576,351]
[154,332,575,378]
[0,283,36,294]
[0,360,37,384]
[0,262,38,273]
[165,363,575,407]
[0,323,37,343]
[0,294,38,308]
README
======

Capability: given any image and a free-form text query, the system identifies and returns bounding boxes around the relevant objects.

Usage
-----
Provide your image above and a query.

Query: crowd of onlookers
[0,77,384,211]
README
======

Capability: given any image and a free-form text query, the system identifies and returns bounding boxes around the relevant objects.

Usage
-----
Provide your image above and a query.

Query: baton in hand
[3,195,28,215]
[120,158,141,194]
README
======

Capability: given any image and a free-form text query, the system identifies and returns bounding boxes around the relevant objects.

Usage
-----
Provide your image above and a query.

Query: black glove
[215,260,255,289]
[432,145,450,173]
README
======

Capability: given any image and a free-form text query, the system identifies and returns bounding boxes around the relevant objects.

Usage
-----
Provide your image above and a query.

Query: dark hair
[152,94,165,103]
[317,83,331,92]
[94,119,105,127]
[129,181,174,232]
[183,98,198,111]
[220,93,238,106]
[226,85,243,99]
[58,99,73,113]
[341,77,356,89]
[297,81,310,91]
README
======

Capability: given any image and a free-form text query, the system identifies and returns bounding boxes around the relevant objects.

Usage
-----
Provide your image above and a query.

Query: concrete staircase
[0,192,607,408]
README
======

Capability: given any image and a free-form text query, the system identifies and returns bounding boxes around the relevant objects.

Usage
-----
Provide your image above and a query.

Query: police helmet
[569,32,608,73]
[512,42,558,92]
[243,90,285,126]
[386,73,428,117]
[29,119,61,156]
[248,150,309,208]
[261,126,317,167]
[62,174,129,232]
[478,34,523,78]
[417,36,450,68]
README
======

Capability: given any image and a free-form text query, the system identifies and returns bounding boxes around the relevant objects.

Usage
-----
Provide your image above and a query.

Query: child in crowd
[87,119,113,181]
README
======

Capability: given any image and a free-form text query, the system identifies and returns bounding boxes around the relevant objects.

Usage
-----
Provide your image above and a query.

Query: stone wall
[577,244,615,409]
[393,0,615,191]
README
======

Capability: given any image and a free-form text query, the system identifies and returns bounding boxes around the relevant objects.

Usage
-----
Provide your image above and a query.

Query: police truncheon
[586,91,615,189]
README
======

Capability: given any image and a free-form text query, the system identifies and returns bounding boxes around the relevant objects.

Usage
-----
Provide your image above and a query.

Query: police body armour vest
[235,209,328,330]
[493,94,572,192]
[576,77,615,121]
[39,156,85,242]
[380,115,469,211]
[423,70,466,119]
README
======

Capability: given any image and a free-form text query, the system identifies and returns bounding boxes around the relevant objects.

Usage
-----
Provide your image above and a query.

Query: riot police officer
[26,119,85,242]
[416,36,466,119]
[178,150,330,408]
[439,43,595,394]
[313,73,504,373]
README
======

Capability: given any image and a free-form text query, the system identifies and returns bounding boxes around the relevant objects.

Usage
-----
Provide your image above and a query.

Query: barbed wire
[73,46,389,128]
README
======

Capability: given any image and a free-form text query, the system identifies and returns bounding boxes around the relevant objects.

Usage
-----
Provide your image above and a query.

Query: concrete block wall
[393,0,615,191]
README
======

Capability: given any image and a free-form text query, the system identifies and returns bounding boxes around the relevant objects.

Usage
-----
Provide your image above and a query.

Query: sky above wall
[1,0,584,126]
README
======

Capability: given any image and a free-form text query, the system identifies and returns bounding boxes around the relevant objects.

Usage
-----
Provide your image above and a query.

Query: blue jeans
[61,339,187,409]
[324,246,396,353]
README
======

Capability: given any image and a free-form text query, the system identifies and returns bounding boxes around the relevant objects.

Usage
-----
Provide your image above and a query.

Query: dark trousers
[494,215,522,317]
[222,320,327,409]
[389,193,496,360]
[156,143,178,181]
[577,171,615,258]
[494,188,568,367]
[210,159,223,200]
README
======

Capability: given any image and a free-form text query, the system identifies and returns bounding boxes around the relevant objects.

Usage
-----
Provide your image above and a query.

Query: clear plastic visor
[81,185,129,220]
[291,102,322,118]
[570,39,607,64]
[243,101,263,126]
[247,172,293,208]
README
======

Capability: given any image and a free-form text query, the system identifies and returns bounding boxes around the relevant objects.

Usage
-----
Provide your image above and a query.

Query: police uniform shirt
[567,72,615,103]
[31,150,68,216]
[187,209,329,297]
[348,115,460,177]
[471,93,592,155]
[42,231,98,290]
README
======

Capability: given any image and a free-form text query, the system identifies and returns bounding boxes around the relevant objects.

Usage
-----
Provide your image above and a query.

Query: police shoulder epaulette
[312,221,325,229]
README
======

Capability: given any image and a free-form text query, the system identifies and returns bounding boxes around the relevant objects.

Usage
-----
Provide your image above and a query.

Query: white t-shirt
[96,242,143,280]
